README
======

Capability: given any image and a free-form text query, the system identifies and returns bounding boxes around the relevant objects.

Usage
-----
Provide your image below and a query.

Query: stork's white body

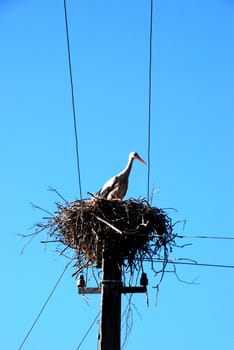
[98,152,146,200]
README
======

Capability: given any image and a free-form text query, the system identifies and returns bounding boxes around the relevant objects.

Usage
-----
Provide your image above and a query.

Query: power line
[142,258,234,269]
[75,311,100,350]
[147,0,153,202]
[63,0,83,200]
[176,234,234,240]
[17,261,71,350]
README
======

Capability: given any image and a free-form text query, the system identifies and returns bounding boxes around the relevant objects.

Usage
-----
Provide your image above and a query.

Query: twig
[47,186,70,205]
[30,202,53,216]
[95,216,123,234]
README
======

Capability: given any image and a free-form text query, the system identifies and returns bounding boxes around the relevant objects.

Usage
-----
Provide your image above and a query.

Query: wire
[17,260,71,350]
[63,0,83,200]
[142,258,234,269]
[75,311,100,350]
[147,0,153,202]
[176,234,234,240]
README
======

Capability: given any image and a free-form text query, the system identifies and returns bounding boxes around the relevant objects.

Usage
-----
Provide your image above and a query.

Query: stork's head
[129,152,147,165]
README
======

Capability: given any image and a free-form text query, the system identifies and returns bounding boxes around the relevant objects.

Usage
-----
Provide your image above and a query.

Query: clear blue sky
[1,1,234,349]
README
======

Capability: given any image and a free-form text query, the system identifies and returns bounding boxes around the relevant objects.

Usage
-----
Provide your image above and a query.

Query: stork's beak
[136,155,147,165]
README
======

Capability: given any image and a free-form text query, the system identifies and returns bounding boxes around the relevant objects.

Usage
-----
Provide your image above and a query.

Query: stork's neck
[120,156,134,177]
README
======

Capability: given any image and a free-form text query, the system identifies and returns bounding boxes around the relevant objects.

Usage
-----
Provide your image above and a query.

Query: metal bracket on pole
[78,285,147,295]
[122,286,147,293]
[78,287,101,294]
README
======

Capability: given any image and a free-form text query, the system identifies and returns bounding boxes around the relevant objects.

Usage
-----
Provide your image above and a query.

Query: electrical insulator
[140,272,148,287]
[77,274,86,288]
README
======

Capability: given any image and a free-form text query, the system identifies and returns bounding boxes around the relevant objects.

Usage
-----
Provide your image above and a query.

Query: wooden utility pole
[99,244,122,350]
[77,239,147,350]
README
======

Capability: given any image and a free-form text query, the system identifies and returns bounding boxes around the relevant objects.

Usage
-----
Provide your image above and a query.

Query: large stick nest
[46,197,175,272]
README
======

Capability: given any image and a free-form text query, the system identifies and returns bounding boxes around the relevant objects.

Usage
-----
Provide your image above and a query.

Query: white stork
[98,152,146,200]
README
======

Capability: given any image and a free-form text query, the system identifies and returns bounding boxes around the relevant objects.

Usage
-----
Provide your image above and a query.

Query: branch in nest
[95,215,123,234]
